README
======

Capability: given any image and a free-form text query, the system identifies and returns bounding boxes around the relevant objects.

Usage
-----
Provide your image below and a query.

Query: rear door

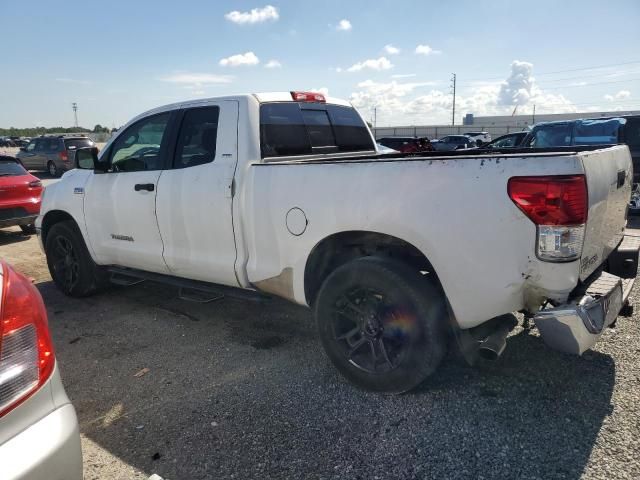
[19,139,40,169]
[83,111,175,273]
[580,145,632,279]
[155,101,240,285]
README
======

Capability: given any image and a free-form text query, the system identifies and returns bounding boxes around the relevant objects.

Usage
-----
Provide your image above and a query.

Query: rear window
[64,138,94,150]
[0,158,27,176]
[527,124,572,147]
[260,103,374,158]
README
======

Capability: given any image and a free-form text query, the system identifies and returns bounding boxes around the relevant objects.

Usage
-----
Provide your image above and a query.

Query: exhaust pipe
[454,314,517,365]
[478,315,516,360]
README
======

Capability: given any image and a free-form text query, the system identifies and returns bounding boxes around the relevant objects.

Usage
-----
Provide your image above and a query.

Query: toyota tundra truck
[36,91,638,393]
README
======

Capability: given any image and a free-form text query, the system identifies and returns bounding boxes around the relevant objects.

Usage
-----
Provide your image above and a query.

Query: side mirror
[75,146,108,172]
[19,146,26,152]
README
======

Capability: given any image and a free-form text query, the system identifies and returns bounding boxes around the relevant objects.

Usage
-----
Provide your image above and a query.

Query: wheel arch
[41,210,79,245]
[303,230,446,308]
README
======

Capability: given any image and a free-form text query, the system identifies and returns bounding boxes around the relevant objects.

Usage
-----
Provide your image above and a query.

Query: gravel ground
[0,226,639,479]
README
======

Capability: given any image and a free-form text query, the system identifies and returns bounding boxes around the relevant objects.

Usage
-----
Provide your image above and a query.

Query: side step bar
[106,266,271,303]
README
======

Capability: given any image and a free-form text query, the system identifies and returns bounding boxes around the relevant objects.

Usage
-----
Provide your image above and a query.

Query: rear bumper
[0,403,82,480]
[534,234,639,355]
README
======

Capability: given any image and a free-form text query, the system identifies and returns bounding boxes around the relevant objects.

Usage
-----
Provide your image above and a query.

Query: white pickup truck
[37,91,639,393]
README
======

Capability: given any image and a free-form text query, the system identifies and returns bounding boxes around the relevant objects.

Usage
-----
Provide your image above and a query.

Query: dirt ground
[1,225,640,479]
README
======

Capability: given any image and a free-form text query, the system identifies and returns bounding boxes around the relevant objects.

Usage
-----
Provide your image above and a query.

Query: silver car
[0,261,82,480]
[16,135,94,177]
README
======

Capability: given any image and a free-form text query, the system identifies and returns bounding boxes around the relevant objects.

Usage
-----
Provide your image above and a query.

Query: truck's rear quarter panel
[243,152,589,329]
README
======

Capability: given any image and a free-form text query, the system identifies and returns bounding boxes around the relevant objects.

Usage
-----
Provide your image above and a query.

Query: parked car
[522,116,640,178]
[482,132,527,148]
[431,135,475,151]
[0,137,15,148]
[0,260,82,480]
[16,135,95,177]
[0,155,43,234]
[377,136,434,153]
[38,91,637,393]
[464,131,492,146]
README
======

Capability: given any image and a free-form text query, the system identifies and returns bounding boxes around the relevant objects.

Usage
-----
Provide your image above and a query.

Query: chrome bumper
[534,272,624,355]
[534,233,639,355]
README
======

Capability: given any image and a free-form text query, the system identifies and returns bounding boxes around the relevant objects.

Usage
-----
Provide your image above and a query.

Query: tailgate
[580,145,632,280]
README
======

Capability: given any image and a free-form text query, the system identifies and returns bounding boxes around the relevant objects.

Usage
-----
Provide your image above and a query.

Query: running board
[106,266,270,303]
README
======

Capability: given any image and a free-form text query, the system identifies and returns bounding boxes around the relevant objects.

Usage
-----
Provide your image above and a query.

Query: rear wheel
[45,221,109,296]
[315,257,448,393]
[47,160,59,177]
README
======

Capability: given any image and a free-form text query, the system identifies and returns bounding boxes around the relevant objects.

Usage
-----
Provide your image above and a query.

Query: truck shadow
[0,228,31,246]
[38,280,615,480]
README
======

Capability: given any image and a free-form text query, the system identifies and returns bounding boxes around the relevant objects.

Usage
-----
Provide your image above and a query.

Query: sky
[1,0,639,128]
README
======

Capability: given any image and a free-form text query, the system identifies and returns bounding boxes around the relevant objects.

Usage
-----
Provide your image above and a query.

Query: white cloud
[391,74,417,79]
[224,5,279,25]
[347,57,393,72]
[604,90,631,101]
[336,19,352,31]
[497,60,534,106]
[159,73,233,85]
[55,77,90,85]
[265,59,282,69]
[415,44,442,56]
[349,60,582,125]
[383,44,400,55]
[219,51,260,67]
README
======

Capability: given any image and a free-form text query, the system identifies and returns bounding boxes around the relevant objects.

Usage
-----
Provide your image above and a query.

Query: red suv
[0,156,43,234]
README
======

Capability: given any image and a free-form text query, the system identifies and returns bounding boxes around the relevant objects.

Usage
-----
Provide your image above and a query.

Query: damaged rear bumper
[534,234,640,355]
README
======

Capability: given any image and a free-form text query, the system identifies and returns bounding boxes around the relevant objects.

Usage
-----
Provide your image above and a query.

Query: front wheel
[45,221,109,296]
[315,257,448,393]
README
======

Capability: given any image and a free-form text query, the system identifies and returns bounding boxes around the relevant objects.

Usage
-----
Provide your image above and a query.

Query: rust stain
[253,267,295,301]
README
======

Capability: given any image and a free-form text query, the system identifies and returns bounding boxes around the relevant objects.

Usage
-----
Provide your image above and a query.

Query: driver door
[83,111,175,273]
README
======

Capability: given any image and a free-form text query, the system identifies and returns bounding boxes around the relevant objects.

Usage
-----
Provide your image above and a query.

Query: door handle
[134,183,155,192]
[617,170,626,189]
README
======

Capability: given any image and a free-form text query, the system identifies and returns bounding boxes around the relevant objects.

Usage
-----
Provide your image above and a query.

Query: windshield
[0,158,27,176]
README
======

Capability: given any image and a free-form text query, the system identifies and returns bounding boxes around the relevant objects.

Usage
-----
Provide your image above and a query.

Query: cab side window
[109,113,171,172]
[26,140,37,152]
[173,106,220,169]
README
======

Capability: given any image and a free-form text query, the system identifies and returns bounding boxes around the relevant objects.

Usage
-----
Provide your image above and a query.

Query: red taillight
[0,261,54,418]
[59,150,69,162]
[290,91,326,103]
[508,175,587,226]
[28,180,42,188]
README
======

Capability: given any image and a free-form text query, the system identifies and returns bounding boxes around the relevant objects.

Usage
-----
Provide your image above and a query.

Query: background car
[0,137,15,148]
[0,155,43,234]
[377,136,434,153]
[0,260,82,480]
[482,131,527,148]
[16,135,94,177]
[432,135,475,151]
[464,131,492,146]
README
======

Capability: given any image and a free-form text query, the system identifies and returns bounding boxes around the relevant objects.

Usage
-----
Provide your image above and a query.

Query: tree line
[0,124,113,137]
